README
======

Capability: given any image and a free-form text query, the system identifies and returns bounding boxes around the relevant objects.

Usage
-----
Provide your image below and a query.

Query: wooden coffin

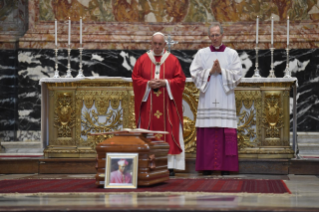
[95,134,170,186]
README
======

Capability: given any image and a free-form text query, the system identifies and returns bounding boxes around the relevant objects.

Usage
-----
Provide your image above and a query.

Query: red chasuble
[132,52,186,155]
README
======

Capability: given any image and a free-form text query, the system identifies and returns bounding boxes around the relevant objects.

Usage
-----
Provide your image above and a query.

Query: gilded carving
[110,95,121,109]
[283,90,290,97]
[81,109,122,136]
[75,89,134,149]
[262,93,284,145]
[237,109,256,149]
[45,80,294,159]
[183,116,196,152]
[122,91,136,129]
[95,97,110,115]
[84,96,94,109]
[182,83,199,153]
[235,90,262,149]
[87,134,113,150]
[54,93,75,138]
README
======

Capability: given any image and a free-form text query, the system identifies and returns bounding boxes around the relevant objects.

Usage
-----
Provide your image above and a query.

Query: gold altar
[41,78,296,159]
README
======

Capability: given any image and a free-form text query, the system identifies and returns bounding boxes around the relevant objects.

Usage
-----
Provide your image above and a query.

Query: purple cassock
[110,170,132,184]
[195,128,239,171]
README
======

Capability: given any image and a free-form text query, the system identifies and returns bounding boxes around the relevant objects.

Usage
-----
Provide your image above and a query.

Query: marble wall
[0,0,28,49]
[1,0,319,142]
[0,0,28,141]
[39,0,319,22]
[18,0,319,50]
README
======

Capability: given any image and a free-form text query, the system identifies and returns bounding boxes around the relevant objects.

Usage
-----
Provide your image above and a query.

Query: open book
[89,128,169,136]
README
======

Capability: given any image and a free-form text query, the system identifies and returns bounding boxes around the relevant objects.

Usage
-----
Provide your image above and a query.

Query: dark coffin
[95,134,170,186]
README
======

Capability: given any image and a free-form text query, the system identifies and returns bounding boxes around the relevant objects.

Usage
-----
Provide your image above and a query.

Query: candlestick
[80,17,82,44]
[68,17,71,46]
[55,19,57,46]
[52,47,60,78]
[76,45,85,78]
[65,45,73,78]
[271,17,273,45]
[287,16,289,45]
[268,46,276,78]
[284,46,291,78]
[253,45,262,78]
[256,16,259,44]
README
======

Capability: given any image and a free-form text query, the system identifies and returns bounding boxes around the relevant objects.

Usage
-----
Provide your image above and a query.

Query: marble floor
[0,173,319,212]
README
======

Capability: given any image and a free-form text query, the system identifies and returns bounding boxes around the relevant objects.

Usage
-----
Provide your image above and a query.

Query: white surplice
[190,46,242,128]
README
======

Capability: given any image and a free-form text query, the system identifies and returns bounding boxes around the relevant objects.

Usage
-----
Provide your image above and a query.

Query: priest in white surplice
[190,23,242,175]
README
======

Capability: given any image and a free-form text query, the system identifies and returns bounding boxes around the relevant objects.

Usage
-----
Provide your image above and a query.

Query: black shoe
[169,169,175,176]
[221,171,230,175]
[202,170,212,175]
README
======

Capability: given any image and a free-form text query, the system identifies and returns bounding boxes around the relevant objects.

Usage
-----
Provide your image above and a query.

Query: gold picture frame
[104,153,139,189]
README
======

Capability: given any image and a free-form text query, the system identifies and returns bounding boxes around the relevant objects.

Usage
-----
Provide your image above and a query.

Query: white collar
[151,49,165,56]
[214,43,223,50]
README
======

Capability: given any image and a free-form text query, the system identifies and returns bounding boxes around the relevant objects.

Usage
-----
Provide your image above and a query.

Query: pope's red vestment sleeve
[167,58,185,130]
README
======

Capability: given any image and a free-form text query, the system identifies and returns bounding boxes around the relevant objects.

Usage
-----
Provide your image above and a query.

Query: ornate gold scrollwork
[182,83,199,153]
[183,116,196,152]
[237,109,256,149]
[235,90,261,149]
[76,89,132,149]
[82,109,122,135]
[54,93,75,138]
[95,97,110,115]
[87,133,113,149]
[45,80,295,158]
[262,93,284,145]
[110,95,122,109]
[84,96,94,109]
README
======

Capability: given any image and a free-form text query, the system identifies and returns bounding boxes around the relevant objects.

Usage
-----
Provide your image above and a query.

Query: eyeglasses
[210,34,221,38]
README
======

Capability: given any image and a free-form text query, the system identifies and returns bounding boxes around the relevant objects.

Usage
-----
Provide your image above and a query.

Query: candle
[68,17,71,46]
[80,17,82,44]
[287,16,289,45]
[271,17,273,45]
[55,19,57,46]
[256,16,259,44]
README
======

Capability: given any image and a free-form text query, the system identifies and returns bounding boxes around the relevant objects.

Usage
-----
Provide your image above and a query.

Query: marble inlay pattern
[0,49,17,141]
[0,0,17,23]
[21,0,319,50]
[0,0,28,50]
[38,0,319,22]
[0,0,28,34]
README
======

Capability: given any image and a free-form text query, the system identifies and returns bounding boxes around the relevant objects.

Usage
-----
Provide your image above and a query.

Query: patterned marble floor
[0,173,318,212]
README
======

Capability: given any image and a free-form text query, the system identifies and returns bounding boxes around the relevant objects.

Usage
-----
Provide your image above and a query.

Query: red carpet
[0,178,291,194]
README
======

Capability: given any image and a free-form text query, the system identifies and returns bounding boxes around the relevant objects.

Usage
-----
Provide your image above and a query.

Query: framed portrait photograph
[104,153,139,189]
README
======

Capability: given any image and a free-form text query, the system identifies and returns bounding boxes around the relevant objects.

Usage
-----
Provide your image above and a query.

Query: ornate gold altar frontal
[235,81,294,159]
[41,78,295,159]
[44,79,135,158]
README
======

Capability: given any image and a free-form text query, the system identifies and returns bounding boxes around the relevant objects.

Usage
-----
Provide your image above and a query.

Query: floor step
[2,157,316,175]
